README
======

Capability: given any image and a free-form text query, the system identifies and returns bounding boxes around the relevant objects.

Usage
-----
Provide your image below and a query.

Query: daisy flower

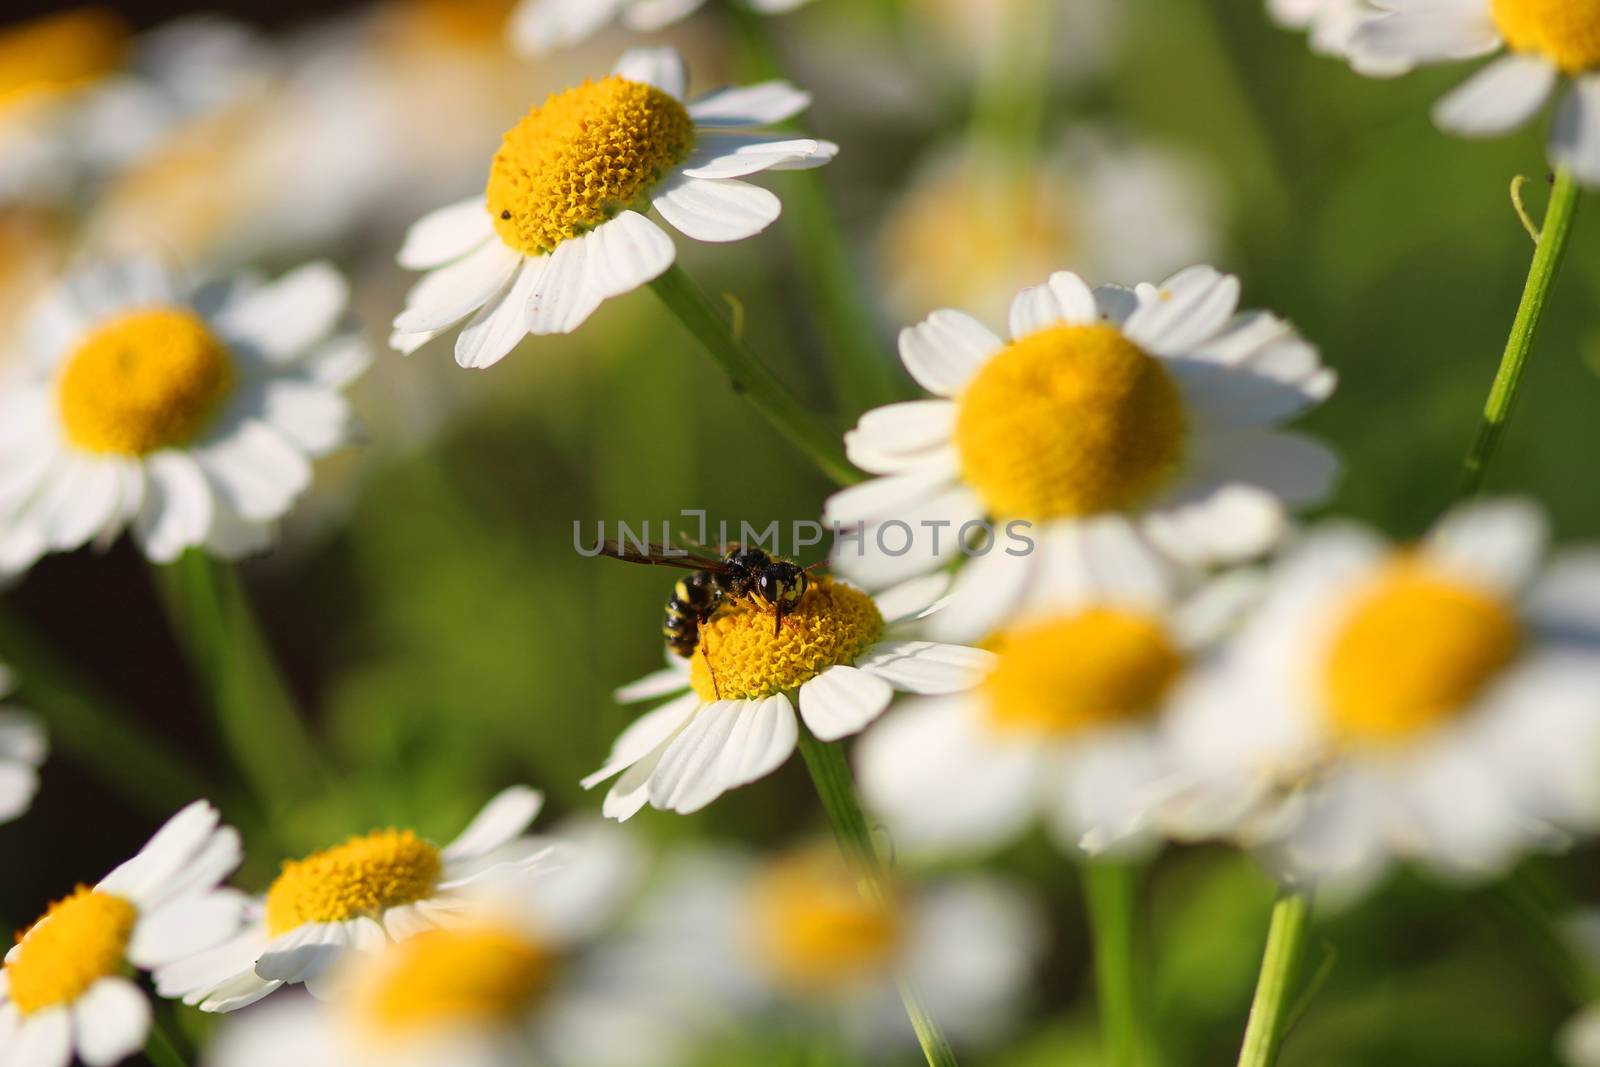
[824,266,1339,644]
[857,573,1252,858]
[586,576,993,818]
[1267,0,1409,74]
[390,46,836,368]
[620,845,1045,1054]
[1350,0,1600,184]
[1157,499,1600,897]
[201,819,673,1067]
[0,661,45,825]
[0,801,244,1067]
[0,260,369,578]
[158,787,555,1012]
[509,0,814,56]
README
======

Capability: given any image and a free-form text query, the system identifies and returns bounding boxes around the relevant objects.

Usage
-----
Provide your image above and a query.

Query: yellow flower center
[954,324,1187,521]
[487,76,696,256]
[5,887,137,1014]
[1492,0,1600,74]
[984,609,1185,737]
[689,579,885,702]
[56,307,235,456]
[265,830,443,938]
[355,924,553,1034]
[1322,564,1522,745]
[0,8,128,116]
[743,851,903,994]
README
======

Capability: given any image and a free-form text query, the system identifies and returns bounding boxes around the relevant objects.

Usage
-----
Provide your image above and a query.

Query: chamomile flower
[622,846,1044,1054]
[0,801,244,1067]
[586,576,993,818]
[1157,500,1600,897]
[390,46,836,367]
[158,787,555,1012]
[0,260,369,578]
[1267,0,1409,74]
[510,0,814,56]
[824,267,1338,644]
[1350,0,1600,183]
[857,575,1251,858]
[0,661,45,825]
[202,819,667,1067]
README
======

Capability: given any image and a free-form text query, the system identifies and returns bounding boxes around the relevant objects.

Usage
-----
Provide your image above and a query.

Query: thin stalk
[0,611,209,815]
[155,551,324,812]
[1458,168,1582,496]
[795,727,961,1067]
[144,1018,191,1067]
[650,265,858,485]
[1237,889,1314,1067]
[1084,860,1150,1067]
[967,0,1056,184]
[729,11,902,417]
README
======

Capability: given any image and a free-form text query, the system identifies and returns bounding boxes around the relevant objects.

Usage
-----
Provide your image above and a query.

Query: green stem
[727,12,902,418]
[1084,860,1151,1067]
[1458,168,1582,496]
[795,728,961,1067]
[144,1017,191,1067]
[967,0,1056,184]
[0,611,210,815]
[154,551,324,813]
[1237,889,1314,1067]
[649,265,859,485]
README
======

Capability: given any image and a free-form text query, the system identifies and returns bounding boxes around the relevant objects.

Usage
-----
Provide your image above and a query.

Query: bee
[597,541,816,666]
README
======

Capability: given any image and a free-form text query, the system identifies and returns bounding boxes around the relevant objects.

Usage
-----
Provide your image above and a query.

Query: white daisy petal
[72,978,150,1067]
[613,46,689,100]
[393,240,522,336]
[614,665,690,704]
[511,0,626,54]
[13,1008,72,1067]
[584,211,677,296]
[131,451,213,564]
[1351,7,1502,65]
[856,641,996,694]
[1189,429,1341,507]
[898,309,1006,397]
[153,928,269,1006]
[527,235,604,336]
[652,175,781,242]
[688,81,811,126]
[1142,482,1287,566]
[716,693,799,787]
[622,0,708,32]
[584,691,701,788]
[98,801,222,904]
[648,701,745,813]
[253,923,347,985]
[256,379,351,457]
[1008,271,1098,338]
[452,258,543,370]
[1553,76,1600,186]
[216,262,347,360]
[872,572,954,625]
[797,665,894,740]
[128,890,249,970]
[681,135,838,179]
[196,418,311,523]
[441,786,545,862]
[1433,53,1556,136]
[603,746,669,821]
[397,197,495,271]
[1124,265,1241,355]
[1425,496,1548,594]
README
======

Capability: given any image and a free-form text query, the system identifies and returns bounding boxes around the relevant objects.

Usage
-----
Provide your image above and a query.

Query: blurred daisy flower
[510,0,815,56]
[1267,0,1409,73]
[1157,500,1600,897]
[1350,0,1600,183]
[390,46,836,367]
[0,801,243,1067]
[202,820,672,1067]
[878,133,1221,326]
[586,576,992,818]
[0,260,369,578]
[0,661,45,825]
[824,267,1338,644]
[857,575,1251,858]
[621,845,1045,1054]
[159,787,554,1012]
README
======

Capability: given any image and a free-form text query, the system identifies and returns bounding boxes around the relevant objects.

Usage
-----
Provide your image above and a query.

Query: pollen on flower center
[984,609,1184,737]
[689,579,884,702]
[954,324,1187,522]
[357,924,553,1033]
[56,307,235,456]
[1491,0,1600,74]
[5,887,137,1014]
[265,829,443,937]
[1323,564,1521,745]
[486,75,696,256]
[742,851,903,994]
[0,9,129,115]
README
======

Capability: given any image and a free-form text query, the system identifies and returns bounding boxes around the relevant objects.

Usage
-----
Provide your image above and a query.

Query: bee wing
[597,540,731,572]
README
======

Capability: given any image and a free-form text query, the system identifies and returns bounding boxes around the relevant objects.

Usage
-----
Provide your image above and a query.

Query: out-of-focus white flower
[878,132,1222,326]
[1349,0,1600,185]
[159,787,555,1012]
[1266,0,1410,74]
[0,661,45,825]
[391,46,836,366]
[0,260,369,578]
[0,801,245,1067]
[510,0,814,57]
[858,574,1254,858]
[200,819,674,1067]
[824,267,1338,644]
[617,845,1045,1057]
[586,575,991,818]
[1156,500,1600,899]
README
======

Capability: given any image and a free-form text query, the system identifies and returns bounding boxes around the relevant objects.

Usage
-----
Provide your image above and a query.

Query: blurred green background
[3,0,1600,1064]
